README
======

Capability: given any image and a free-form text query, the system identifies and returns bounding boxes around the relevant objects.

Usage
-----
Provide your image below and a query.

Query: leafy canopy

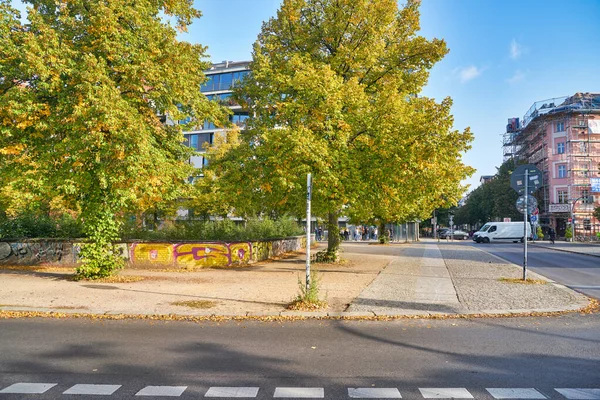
[0,0,227,277]
[204,0,473,253]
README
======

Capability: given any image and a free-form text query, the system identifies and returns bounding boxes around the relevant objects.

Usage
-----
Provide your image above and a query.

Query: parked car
[439,229,469,240]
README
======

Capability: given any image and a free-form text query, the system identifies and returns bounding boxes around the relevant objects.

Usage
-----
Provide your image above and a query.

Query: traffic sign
[516,195,538,214]
[530,215,537,223]
[510,164,543,195]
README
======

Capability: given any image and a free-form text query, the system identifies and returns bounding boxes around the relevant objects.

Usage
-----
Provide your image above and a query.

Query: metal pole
[306,173,312,293]
[571,199,576,242]
[523,169,528,280]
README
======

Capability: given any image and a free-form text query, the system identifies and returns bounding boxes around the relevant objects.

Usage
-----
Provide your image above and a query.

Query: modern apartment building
[182,60,251,170]
[503,93,600,238]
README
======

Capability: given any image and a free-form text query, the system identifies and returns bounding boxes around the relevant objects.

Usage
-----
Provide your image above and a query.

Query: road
[1,315,599,399]
[467,241,600,299]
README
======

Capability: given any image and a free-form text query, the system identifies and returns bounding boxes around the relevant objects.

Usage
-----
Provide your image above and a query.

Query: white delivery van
[473,222,531,243]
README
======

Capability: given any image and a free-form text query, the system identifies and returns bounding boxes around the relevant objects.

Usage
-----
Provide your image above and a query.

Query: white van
[473,222,531,243]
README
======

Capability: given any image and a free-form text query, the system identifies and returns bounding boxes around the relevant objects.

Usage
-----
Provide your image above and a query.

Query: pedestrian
[548,226,556,245]
[318,227,323,242]
[344,229,349,241]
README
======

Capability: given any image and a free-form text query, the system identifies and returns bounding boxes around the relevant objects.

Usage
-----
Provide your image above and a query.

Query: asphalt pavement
[471,241,600,299]
[1,315,599,399]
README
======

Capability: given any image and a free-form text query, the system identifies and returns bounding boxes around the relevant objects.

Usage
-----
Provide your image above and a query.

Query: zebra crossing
[0,383,599,399]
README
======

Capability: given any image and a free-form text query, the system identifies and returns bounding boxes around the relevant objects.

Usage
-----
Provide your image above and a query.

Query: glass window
[231,113,249,127]
[479,224,490,232]
[582,189,590,203]
[489,226,497,233]
[558,190,568,203]
[201,75,213,92]
[584,219,592,230]
[558,165,567,178]
[556,122,565,132]
[203,120,216,130]
[219,73,233,90]
[557,142,565,154]
[189,134,198,150]
[197,133,212,150]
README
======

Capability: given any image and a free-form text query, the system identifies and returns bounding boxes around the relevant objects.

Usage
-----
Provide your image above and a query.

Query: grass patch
[287,270,328,311]
[499,277,547,284]
[170,300,217,309]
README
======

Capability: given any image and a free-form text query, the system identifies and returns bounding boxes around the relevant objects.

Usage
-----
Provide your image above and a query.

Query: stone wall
[0,236,307,268]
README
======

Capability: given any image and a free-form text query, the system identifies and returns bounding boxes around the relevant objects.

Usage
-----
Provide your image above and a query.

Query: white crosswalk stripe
[419,388,473,398]
[2,382,600,398]
[555,389,600,399]
[486,388,546,399]
[136,386,188,397]
[63,384,122,395]
[205,387,260,397]
[0,383,57,394]
[348,388,402,398]
[273,387,324,398]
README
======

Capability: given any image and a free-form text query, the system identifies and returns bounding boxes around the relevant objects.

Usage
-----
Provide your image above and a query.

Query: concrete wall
[0,237,307,268]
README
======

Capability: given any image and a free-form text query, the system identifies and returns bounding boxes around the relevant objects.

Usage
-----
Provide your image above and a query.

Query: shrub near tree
[205,0,473,261]
[0,0,227,278]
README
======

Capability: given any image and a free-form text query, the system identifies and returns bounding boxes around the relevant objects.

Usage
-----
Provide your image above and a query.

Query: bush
[121,216,304,242]
[0,212,84,239]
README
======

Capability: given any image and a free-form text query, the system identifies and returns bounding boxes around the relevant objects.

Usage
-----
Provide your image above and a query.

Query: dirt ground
[0,243,393,315]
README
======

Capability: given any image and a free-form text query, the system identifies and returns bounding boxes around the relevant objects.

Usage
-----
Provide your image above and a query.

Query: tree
[205,0,472,259]
[0,0,227,277]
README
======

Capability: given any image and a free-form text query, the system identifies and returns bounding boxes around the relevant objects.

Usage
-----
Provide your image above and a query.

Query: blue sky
[12,0,600,194]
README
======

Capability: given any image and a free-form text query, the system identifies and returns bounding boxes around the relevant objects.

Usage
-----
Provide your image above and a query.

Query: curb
[1,300,597,322]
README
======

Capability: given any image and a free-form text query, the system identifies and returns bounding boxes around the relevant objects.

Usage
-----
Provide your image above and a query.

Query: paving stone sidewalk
[0,240,591,318]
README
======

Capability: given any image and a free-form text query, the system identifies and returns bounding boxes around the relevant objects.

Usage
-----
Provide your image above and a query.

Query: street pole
[306,173,312,293]
[523,169,528,280]
[571,199,575,243]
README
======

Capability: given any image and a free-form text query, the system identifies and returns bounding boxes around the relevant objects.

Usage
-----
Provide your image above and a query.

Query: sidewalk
[531,240,600,258]
[0,240,591,319]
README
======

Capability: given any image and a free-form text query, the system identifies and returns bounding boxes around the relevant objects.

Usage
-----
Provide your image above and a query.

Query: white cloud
[458,65,482,83]
[506,69,526,84]
[510,39,523,59]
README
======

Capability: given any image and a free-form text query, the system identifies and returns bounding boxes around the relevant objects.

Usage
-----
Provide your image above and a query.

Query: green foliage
[204,0,473,254]
[565,225,573,239]
[536,226,544,240]
[122,217,303,242]
[455,159,524,226]
[289,270,326,310]
[0,0,227,277]
[0,212,84,239]
[594,206,600,221]
[76,204,124,279]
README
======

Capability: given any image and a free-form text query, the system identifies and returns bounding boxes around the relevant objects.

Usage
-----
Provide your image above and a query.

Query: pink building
[503,93,600,239]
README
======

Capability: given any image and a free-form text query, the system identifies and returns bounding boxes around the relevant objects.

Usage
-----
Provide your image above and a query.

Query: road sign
[510,164,543,195]
[532,207,539,216]
[503,218,511,222]
[516,195,538,214]
[530,215,537,223]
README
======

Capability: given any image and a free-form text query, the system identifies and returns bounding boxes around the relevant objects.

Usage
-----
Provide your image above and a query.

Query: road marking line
[419,388,473,398]
[136,386,187,396]
[205,387,260,397]
[348,388,402,398]
[486,388,546,399]
[273,387,324,398]
[555,389,600,399]
[63,384,121,395]
[0,383,57,394]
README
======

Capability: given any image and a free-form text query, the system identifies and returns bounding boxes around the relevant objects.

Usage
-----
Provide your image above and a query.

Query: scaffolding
[504,93,600,240]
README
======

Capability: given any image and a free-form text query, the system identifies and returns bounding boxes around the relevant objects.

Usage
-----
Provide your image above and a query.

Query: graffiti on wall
[0,241,67,265]
[0,237,304,268]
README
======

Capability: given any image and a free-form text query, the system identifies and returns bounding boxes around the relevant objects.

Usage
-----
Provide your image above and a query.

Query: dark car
[439,229,469,240]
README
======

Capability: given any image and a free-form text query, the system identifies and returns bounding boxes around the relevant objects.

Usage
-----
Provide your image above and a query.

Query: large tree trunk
[326,211,340,260]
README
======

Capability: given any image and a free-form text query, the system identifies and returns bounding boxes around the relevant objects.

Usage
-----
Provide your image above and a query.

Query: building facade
[183,60,251,170]
[503,93,600,238]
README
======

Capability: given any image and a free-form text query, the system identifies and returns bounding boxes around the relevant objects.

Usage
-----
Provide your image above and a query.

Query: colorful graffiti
[0,237,305,268]
[174,242,252,268]
[132,243,174,264]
